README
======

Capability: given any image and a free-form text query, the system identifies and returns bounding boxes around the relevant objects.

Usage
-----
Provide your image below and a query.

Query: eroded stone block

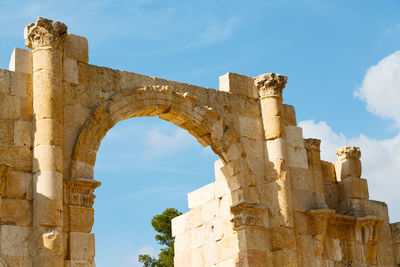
[9,48,32,75]
[69,232,95,260]
[1,225,30,256]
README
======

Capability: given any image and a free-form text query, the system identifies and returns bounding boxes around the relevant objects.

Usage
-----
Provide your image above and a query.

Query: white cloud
[299,120,400,222]
[298,50,400,223]
[355,50,400,127]
[144,128,196,158]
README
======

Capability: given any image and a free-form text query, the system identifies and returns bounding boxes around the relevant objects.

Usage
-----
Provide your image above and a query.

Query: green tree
[139,208,182,267]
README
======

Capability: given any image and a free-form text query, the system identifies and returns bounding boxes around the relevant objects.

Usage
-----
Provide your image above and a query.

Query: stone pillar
[255,73,297,266]
[25,17,67,266]
[335,146,369,216]
[304,139,328,209]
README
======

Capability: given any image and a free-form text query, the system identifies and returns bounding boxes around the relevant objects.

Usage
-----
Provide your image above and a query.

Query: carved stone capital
[304,138,321,151]
[67,178,101,208]
[231,201,265,230]
[24,17,67,50]
[254,73,287,98]
[336,146,361,160]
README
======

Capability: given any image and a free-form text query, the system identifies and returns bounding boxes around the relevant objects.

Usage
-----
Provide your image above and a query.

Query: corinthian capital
[24,17,67,50]
[255,73,287,98]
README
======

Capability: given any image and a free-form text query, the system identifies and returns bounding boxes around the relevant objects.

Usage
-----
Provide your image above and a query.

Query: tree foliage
[139,208,182,267]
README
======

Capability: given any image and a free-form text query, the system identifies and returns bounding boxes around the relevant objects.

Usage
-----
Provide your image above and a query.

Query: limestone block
[0,225,30,256]
[9,48,32,75]
[0,198,32,226]
[64,34,89,64]
[207,218,224,242]
[266,138,287,161]
[0,119,13,144]
[188,183,215,209]
[296,235,314,256]
[0,69,10,94]
[2,255,32,267]
[238,116,263,139]
[10,71,32,98]
[191,247,204,267]
[186,207,203,229]
[394,243,400,264]
[326,238,342,261]
[33,119,62,146]
[19,96,33,121]
[0,144,32,171]
[283,104,297,126]
[287,146,308,169]
[190,226,207,250]
[202,241,218,266]
[174,233,192,254]
[69,206,94,233]
[69,232,95,260]
[14,120,32,147]
[321,160,336,183]
[172,213,187,237]
[174,251,191,267]
[201,199,219,222]
[219,72,258,99]
[241,137,263,160]
[286,125,304,148]
[292,189,314,212]
[0,94,19,120]
[391,222,400,244]
[272,248,297,266]
[338,177,369,200]
[290,167,313,191]
[7,171,31,199]
[335,147,362,181]
[63,57,78,84]
[216,233,239,262]
[33,145,63,172]
[214,180,229,199]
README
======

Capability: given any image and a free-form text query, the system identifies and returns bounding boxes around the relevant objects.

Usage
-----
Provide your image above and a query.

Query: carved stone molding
[66,178,101,208]
[336,146,361,160]
[307,209,335,257]
[231,201,266,230]
[254,73,287,98]
[356,216,384,264]
[24,17,67,50]
[0,164,10,196]
[304,138,321,151]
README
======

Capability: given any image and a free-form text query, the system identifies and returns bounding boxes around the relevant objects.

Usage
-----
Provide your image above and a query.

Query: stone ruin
[0,17,398,267]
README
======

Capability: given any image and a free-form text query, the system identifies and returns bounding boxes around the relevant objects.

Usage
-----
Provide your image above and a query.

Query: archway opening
[92,117,218,266]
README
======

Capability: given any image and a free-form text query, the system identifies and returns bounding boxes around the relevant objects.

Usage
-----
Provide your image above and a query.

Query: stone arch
[70,85,247,189]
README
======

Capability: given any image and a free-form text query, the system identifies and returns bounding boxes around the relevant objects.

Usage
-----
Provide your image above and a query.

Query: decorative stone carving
[24,17,67,50]
[230,201,265,230]
[254,73,287,98]
[336,146,361,160]
[67,178,101,208]
[0,164,10,196]
[307,209,335,257]
[304,138,321,151]
[357,216,384,264]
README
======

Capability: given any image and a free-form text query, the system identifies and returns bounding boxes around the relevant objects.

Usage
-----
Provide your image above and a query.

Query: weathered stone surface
[9,48,32,75]
[0,17,397,267]
[0,225,30,256]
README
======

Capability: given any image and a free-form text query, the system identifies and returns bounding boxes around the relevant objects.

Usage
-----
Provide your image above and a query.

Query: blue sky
[0,0,399,266]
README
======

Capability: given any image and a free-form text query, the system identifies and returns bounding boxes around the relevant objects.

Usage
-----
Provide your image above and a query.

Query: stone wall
[0,17,398,266]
